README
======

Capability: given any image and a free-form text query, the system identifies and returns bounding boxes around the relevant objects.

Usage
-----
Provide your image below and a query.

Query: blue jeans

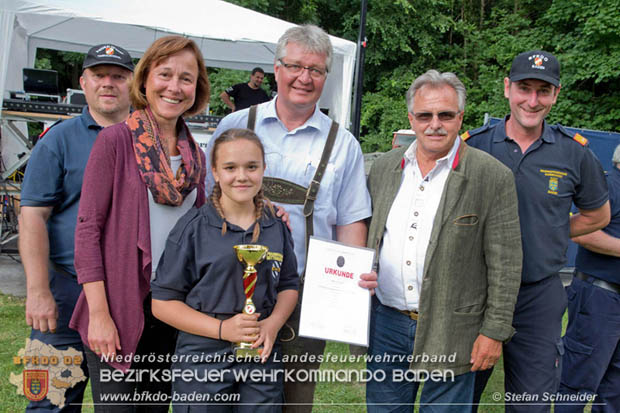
[366,298,474,413]
[556,276,620,413]
[27,269,88,413]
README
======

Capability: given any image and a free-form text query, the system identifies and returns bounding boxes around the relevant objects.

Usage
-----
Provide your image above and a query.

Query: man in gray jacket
[365,70,522,412]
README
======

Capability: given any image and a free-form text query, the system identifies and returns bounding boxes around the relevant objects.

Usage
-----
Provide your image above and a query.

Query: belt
[396,308,419,321]
[575,271,620,295]
[376,299,419,320]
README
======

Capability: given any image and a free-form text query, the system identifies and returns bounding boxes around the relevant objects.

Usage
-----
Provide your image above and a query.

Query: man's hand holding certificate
[299,236,375,347]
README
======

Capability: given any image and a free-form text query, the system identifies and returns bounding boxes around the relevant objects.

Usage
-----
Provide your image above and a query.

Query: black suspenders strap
[245,104,339,278]
[302,120,339,243]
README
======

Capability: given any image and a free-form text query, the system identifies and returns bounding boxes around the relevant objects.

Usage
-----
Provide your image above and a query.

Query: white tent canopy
[0,0,356,126]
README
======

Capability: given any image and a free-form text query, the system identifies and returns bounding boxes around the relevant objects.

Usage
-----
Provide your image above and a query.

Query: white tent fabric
[0,0,356,126]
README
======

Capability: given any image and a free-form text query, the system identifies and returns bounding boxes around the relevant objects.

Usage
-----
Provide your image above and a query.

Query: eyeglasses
[412,111,461,122]
[278,59,327,79]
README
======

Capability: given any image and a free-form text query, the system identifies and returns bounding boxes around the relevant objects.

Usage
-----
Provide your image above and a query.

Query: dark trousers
[27,269,88,413]
[84,296,177,413]
[472,274,567,413]
[172,330,284,413]
[280,293,325,413]
[555,276,620,413]
[366,298,475,413]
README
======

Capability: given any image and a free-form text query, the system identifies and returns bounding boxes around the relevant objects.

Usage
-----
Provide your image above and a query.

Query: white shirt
[149,154,197,280]
[376,137,460,310]
[206,98,372,275]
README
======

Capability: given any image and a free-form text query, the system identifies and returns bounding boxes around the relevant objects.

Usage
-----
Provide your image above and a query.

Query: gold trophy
[233,244,269,359]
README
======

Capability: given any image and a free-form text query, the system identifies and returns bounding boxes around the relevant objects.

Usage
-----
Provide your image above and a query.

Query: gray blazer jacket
[367,142,522,376]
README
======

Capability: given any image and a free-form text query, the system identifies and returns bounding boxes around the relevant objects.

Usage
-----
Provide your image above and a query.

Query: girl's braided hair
[210,128,274,242]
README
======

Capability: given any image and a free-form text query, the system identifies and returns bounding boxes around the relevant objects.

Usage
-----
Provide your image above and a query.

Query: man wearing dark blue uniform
[556,144,620,412]
[19,44,133,412]
[463,50,610,412]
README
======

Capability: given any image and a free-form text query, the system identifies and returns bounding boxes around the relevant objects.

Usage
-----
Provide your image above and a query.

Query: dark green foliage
[540,0,620,130]
[359,65,415,152]
[354,0,620,145]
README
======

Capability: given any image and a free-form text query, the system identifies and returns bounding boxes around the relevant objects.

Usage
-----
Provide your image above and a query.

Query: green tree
[227,0,321,24]
[542,0,620,130]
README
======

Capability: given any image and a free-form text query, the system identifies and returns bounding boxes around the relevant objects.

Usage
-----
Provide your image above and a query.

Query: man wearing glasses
[206,24,374,412]
[464,51,610,412]
[365,70,522,411]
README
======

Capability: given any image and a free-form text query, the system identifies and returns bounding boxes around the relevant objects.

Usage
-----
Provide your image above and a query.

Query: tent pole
[351,0,368,140]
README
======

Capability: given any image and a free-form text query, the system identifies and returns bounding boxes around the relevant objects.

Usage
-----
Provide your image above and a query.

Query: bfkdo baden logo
[23,370,49,401]
[10,339,86,408]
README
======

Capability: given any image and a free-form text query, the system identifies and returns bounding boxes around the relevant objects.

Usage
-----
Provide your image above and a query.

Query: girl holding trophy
[152,128,299,411]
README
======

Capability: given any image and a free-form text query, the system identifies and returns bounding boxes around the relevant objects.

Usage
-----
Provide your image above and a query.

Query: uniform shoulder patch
[461,123,490,141]
[554,124,589,146]
[572,133,588,146]
[38,119,64,140]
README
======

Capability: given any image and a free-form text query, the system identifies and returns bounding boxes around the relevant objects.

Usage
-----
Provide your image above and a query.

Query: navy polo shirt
[152,202,299,317]
[575,167,620,284]
[20,107,103,275]
[465,117,608,284]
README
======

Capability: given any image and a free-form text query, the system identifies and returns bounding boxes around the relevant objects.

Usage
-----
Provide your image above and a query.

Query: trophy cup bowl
[233,244,269,359]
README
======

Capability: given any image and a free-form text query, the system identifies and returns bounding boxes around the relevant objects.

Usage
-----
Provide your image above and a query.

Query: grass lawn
[0,294,95,413]
[0,294,31,412]
[1,293,586,412]
[314,343,506,413]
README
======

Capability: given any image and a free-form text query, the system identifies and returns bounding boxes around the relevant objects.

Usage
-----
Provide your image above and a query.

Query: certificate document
[299,236,375,346]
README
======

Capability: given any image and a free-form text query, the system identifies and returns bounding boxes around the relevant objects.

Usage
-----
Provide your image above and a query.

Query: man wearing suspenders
[206,25,375,411]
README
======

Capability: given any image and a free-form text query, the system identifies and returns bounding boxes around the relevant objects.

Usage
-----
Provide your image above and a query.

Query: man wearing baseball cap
[463,50,610,412]
[556,144,620,412]
[19,43,133,412]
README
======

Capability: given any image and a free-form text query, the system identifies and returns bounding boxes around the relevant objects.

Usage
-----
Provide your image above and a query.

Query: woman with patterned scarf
[69,35,210,412]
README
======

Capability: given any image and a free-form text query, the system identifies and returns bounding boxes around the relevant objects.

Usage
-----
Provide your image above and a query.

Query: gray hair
[275,24,333,73]
[406,70,466,113]
[613,143,620,166]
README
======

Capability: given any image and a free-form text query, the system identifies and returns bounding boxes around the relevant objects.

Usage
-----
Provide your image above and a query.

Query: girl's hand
[253,317,280,363]
[88,311,121,358]
[221,313,260,343]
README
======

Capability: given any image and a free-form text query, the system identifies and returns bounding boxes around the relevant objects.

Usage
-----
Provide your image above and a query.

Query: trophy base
[233,345,263,360]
